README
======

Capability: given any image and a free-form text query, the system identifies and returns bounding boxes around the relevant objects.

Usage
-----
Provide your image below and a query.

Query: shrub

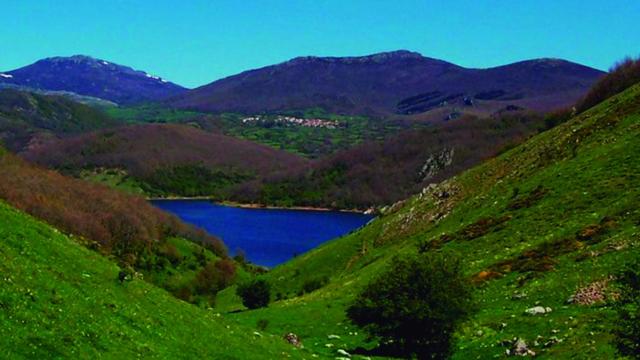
[347,252,474,359]
[160,243,183,265]
[577,56,640,113]
[194,259,236,296]
[236,279,271,309]
[613,257,640,358]
[301,276,329,294]
[214,258,237,288]
[174,286,193,302]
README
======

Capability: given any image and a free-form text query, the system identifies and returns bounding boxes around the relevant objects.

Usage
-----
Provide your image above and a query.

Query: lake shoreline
[148,197,371,214]
[152,199,375,267]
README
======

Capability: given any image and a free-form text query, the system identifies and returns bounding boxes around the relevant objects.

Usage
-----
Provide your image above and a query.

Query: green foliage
[613,256,640,358]
[347,252,474,358]
[236,279,271,309]
[79,168,147,195]
[142,164,251,197]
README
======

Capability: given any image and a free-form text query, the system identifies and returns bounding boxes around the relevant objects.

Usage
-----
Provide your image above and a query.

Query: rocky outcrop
[419,148,455,182]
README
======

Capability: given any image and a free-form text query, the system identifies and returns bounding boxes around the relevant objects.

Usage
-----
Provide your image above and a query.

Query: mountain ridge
[0,55,187,104]
[167,50,604,117]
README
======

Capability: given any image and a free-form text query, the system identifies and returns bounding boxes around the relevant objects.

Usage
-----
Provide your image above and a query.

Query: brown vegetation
[0,148,226,259]
[23,123,308,178]
[577,56,640,113]
[234,112,550,208]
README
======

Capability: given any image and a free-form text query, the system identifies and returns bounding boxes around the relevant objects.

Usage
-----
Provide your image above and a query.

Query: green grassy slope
[0,201,307,359]
[216,84,640,358]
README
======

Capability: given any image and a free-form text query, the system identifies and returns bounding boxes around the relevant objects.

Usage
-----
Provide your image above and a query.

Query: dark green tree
[347,252,474,359]
[236,279,271,309]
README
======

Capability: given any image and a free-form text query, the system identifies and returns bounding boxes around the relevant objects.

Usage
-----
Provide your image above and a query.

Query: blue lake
[152,200,374,267]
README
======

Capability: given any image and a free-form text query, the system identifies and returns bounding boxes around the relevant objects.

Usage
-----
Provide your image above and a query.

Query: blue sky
[2,0,638,88]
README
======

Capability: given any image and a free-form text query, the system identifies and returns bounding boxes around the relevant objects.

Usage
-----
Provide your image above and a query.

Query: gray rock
[525,306,552,315]
[336,349,351,357]
[512,338,536,356]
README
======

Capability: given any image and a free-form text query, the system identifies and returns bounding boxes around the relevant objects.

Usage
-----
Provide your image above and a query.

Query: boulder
[283,333,302,347]
[525,306,552,315]
[512,338,536,356]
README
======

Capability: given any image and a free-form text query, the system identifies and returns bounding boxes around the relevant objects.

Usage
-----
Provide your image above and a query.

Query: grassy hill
[0,200,306,359]
[214,83,640,358]
[0,145,247,308]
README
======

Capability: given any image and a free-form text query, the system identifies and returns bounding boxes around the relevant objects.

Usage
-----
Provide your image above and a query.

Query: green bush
[613,257,640,358]
[301,276,329,294]
[236,279,271,309]
[347,252,474,359]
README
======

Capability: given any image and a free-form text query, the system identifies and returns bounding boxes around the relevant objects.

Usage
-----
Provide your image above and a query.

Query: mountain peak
[284,50,428,66]
[2,55,186,104]
[41,55,101,64]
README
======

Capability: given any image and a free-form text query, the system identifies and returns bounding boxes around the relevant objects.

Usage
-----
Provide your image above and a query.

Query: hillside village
[241,115,340,129]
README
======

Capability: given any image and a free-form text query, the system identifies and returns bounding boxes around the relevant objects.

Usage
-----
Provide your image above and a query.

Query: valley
[1,9,638,357]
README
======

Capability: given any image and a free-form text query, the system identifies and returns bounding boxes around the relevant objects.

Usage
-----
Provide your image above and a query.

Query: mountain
[22,123,309,197]
[214,82,640,358]
[167,50,604,117]
[0,89,120,151]
[0,55,186,104]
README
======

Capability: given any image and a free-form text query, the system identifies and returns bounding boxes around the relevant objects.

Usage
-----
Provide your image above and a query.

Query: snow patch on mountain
[145,73,167,82]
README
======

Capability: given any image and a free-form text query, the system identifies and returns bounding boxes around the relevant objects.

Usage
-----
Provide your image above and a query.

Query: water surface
[152,200,373,267]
